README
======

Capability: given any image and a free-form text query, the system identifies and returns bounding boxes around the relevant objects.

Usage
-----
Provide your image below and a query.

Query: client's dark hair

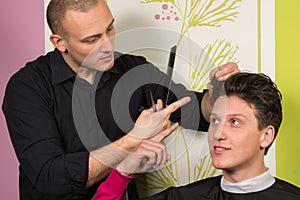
[211,72,282,155]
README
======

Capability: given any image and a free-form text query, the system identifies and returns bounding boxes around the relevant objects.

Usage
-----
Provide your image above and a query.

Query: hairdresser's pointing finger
[164,96,191,115]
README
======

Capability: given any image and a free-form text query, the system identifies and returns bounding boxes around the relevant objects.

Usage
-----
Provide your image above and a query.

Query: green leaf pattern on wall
[188,39,239,91]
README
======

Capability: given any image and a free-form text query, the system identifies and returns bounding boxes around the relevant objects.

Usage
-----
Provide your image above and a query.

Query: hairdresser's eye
[84,36,100,44]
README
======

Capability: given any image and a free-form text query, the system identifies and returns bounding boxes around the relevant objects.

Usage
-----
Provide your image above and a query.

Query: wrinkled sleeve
[93,168,134,200]
[2,74,89,197]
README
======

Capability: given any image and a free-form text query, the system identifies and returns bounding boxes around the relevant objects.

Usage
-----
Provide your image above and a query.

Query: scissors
[150,89,157,112]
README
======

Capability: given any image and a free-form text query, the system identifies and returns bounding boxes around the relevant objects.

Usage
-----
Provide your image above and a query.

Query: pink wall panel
[0,1,44,199]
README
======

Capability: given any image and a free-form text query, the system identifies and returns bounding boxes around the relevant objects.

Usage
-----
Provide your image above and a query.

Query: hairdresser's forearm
[86,134,141,187]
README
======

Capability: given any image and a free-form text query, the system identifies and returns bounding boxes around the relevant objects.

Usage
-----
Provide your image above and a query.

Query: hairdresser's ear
[50,34,67,53]
[260,125,275,149]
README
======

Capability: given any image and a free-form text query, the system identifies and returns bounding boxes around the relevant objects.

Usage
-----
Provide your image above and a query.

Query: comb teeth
[165,45,177,106]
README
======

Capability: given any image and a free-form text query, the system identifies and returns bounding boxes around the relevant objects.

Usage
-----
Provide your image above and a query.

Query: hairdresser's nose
[98,32,115,52]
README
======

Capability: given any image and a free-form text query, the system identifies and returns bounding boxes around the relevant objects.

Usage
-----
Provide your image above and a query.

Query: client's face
[208,96,264,173]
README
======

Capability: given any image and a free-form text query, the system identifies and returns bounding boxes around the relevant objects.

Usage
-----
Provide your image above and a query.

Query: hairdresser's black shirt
[2,49,208,200]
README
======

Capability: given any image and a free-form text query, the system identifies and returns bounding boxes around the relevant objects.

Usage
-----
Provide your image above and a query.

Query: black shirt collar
[50,49,121,85]
[50,49,76,85]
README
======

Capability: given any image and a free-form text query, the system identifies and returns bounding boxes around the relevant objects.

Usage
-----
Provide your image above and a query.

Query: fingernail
[180,96,191,105]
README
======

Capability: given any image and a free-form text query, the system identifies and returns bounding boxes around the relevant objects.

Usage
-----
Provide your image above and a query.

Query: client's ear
[260,125,275,149]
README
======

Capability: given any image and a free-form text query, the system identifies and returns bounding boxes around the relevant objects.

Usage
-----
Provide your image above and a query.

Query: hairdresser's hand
[129,97,190,139]
[117,122,179,175]
[208,62,240,90]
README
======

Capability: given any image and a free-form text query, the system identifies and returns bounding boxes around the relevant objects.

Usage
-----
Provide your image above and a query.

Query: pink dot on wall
[154,14,160,20]
[167,16,171,20]
[162,4,168,10]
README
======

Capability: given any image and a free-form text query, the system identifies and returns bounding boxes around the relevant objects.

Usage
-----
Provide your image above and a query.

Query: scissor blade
[150,89,157,112]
